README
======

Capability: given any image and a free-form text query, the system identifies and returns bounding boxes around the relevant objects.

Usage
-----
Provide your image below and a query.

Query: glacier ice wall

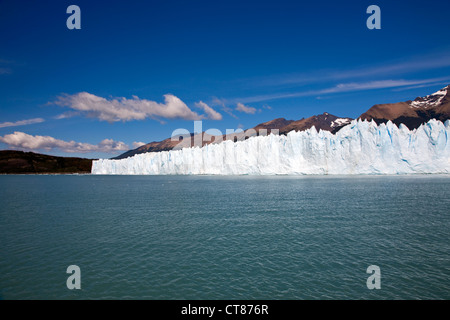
[92,119,450,175]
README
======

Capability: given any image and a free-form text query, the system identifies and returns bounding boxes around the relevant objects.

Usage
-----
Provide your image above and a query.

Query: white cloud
[236,102,257,114]
[233,77,450,103]
[0,132,129,154]
[247,51,450,88]
[0,59,14,75]
[52,92,214,122]
[132,141,146,149]
[0,68,11,75]
[54,111,80,120]
[212,97,238,119]
[319,79,434,94]
[0,118,45,128]
[195,101,223,120]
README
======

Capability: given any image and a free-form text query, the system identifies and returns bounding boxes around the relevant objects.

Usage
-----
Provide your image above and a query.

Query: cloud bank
[0,131,131,154]
[52,92,222,122]
[234,77,450,104]
[247,51,450,89]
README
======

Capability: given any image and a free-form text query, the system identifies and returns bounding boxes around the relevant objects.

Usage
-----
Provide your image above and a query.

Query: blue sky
[1,0,450,158]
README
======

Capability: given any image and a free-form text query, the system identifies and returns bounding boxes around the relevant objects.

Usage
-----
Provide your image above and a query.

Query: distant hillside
[0,150,93,174]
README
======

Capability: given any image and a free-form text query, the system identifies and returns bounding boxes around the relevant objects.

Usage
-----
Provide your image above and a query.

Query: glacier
[92,119,450,175]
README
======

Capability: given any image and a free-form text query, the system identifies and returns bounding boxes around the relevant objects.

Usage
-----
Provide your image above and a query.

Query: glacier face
[92,119,450,175]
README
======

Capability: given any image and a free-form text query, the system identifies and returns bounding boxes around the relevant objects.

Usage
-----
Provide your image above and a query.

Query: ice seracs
[92,119,450,175]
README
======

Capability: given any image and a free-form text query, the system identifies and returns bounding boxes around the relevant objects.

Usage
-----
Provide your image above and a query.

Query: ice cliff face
[92,119,450,175]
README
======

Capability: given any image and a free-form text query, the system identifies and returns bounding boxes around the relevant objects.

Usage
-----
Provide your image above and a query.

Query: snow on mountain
[92,119,450,175]
[360,85,450,130]
[410,86,448,108]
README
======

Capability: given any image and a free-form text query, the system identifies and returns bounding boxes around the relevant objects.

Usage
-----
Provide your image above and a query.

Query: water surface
[0,175,449,299]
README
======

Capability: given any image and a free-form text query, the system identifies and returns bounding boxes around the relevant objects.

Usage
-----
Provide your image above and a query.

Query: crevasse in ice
[92,119,450,175]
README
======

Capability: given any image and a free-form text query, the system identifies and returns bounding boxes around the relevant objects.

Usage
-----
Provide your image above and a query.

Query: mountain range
[115,85,450,159]
[360,85,450,127]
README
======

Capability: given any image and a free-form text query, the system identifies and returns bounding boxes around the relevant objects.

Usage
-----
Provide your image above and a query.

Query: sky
[1,0,450,158]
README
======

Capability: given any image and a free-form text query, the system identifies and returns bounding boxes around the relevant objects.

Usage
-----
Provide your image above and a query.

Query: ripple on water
[0,175,449,299]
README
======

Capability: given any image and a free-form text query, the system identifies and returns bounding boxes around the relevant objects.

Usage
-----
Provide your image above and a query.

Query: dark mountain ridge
[0,150,93,174]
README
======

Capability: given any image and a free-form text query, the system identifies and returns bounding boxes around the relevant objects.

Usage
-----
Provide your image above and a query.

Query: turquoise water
[0,175,449,300]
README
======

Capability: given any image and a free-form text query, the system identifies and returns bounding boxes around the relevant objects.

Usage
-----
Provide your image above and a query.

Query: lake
[0,175,449,299]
